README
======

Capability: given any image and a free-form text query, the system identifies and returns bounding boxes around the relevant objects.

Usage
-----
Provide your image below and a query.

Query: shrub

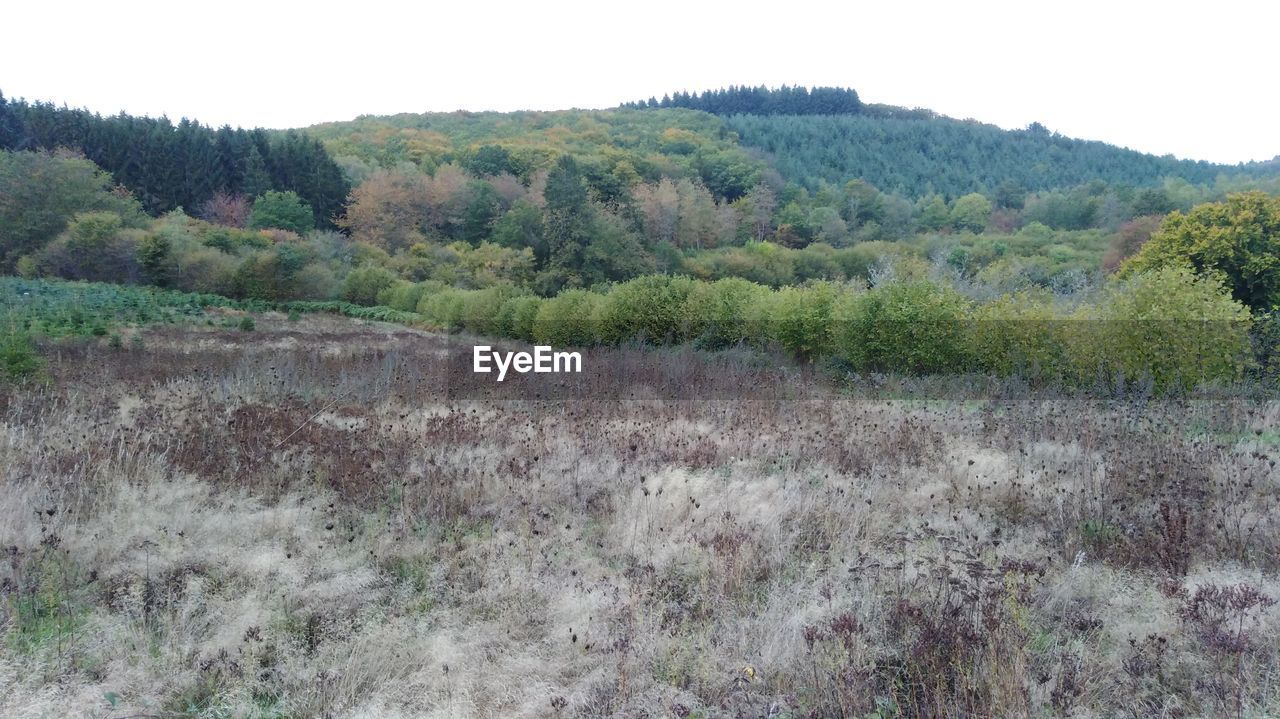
[1,332,42,381]
[968,291,1069,380]
[498,295,543,341]
[341,265,398,306]
[834,280,973,373]
[768,281,839,360]
[595,275,699,345]
[685,277,772,349]
[416,287,468,330]
[459,284,524,337]
[377,280,429,312]
[532,289,603,346]
[238,315,256,332]
[1069,266,1252,391]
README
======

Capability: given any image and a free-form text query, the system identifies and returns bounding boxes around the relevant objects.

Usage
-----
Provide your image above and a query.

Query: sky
[3,0,1276,164]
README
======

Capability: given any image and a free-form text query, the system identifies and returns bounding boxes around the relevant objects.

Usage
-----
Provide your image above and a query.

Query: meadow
[1,306,1278,718]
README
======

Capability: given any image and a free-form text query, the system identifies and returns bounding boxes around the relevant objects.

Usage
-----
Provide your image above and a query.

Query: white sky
[3,0,1276,164]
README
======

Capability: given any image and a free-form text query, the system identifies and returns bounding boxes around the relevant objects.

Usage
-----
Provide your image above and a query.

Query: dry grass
[1,314,1278,718]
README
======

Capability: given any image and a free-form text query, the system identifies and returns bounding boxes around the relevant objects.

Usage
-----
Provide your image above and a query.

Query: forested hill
[619,85,1278,198]
[0,92,349,225]
[723,113,1276,198]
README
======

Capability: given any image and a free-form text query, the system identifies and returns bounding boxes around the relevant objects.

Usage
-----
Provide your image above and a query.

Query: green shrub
[685,277,772,349]
[459,284,524,337]
[341,265,398,307]
[532,289,603,346]
[595,275,699,345]
[768,281,839,360]
[968,291,1068,380]
[1068,266,1252,391]
[377,280,431,313]
[238,315,256,332]
[416,287,468,330]
[1,332,42,381]
[498,295,544,341]
[834,280,972,373]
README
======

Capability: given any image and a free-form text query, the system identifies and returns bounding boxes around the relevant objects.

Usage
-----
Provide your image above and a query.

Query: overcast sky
[3,0,1275,164]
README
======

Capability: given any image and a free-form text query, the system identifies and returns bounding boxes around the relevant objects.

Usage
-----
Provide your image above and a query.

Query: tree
[917,194,950,232]
[462,180,501,244]
[198,191,251,227]
[338,169,432,252]
[542,155,592,283]
[36,211,142,282]
[466,144,514,176]
[249,191,314,234]
[491,200,547,264]
[1121,192,1280,310]
[0,149,145,271]
[950,193,992,233]
[136,231,172,286]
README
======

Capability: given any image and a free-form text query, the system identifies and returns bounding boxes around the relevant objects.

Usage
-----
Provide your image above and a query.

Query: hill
[724,112,1277,197]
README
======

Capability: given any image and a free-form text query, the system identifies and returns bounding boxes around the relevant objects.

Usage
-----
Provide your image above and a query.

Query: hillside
[308,87,1280,204]
[724,112,1279,197]
[307,108,763,201]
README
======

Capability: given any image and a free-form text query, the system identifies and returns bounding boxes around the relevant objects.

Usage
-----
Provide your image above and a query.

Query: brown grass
[1,314,1278,718]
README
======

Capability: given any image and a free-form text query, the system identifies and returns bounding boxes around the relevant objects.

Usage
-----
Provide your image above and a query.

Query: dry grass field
[2,315,1278,718]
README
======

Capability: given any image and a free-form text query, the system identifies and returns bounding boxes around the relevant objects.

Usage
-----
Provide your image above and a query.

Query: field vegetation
[2,314,1278,717]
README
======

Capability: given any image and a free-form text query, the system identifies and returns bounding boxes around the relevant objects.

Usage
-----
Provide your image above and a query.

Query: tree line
[622,85,865,116]
[0,91,349,225]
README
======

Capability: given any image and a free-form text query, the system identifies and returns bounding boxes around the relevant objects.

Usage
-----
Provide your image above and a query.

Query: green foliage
[767,282,839,359]
[531,289,603,346]
[238,315,256,332]
[723,113,1275,199]
[341,265,398,306]
[1,331,42,382]
[416,287,468,330]
[0,98,349,222]
[307,108,762,201]
[685,277,771,349]
[376,280,432,312]
[249,191,315,234]
[136,231,172,286]
[595,275,699,345]
[833,281,973,373]
[498,295,543,341]
[0,149,145,271]
[1122,192,1280,310]
[1072,267,1253,390]
[950,193,993,233]
[968,291,1068,379]
[458,284,525,337]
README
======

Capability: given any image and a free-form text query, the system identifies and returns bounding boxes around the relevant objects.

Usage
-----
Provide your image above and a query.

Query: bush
[685,277,772,349]
[768,281,839,360]
[377,280,423,312]
[500,296,544,341]
[341,265,398,306]
[834,280,972,373]
[416,287,468,330]
[238,315,256,332]
[532,289,603,346]
[968,291,1069,380]
[459,284,524,337]
[1,332,42,381]
[1069,266,1252,391]
[595,275,699,345]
